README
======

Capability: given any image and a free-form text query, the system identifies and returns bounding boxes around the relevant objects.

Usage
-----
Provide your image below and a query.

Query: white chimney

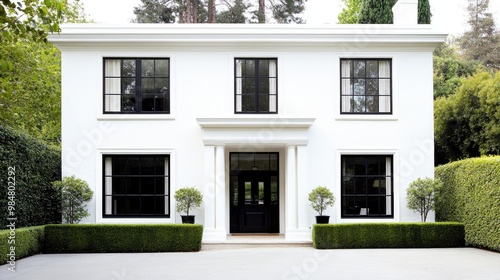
[392,0,418,25]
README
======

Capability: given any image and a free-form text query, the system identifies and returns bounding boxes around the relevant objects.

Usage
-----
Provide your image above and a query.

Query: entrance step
[202,234,312,249]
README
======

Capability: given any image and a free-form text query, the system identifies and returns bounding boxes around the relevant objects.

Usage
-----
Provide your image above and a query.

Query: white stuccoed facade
[49,1,447,242]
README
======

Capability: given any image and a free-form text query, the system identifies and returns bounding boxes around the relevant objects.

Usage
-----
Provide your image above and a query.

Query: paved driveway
[1,246,499,280]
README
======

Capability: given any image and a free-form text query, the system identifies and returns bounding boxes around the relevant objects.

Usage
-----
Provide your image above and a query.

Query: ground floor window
[341,155,393,218]
[103,155,170,217]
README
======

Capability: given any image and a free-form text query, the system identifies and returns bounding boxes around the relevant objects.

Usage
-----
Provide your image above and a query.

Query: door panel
[239,174,269,233]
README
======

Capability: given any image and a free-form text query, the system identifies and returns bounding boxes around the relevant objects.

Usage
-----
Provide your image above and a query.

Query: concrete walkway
[1,246,499,280]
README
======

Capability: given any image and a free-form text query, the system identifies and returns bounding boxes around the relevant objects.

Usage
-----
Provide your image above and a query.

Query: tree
[352,0,430,24]
[269,0,306,23]
[433,43,481,99]
[52,176,93,224]
[1,0,63,70]
[338,0,362,24]
[132,0,207,23]
[406,178,442,222]
[434,70,500,164]
[174,187,203,216]
[0,0,91,146]
[458,0,500,69]
[217,0,249,23]
[308,186,335,216]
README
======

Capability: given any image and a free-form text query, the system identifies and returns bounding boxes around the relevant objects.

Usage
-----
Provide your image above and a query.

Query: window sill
[97,114,175,121]
[335,115,398,121]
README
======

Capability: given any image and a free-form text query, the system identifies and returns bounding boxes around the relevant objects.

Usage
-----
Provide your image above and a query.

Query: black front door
[229,153,279,233]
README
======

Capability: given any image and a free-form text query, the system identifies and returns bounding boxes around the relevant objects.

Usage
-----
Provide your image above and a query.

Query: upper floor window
[341,59,392,114]
[103,155,170,218]
[103,58,170,114]
[341,155,393,218]
[235,58,277,114]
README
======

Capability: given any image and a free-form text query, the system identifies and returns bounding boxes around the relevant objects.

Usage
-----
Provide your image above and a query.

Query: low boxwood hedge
[313,223,464,249]
[0,226,45,264]
[435,156,500,252]
[44,224,203,253]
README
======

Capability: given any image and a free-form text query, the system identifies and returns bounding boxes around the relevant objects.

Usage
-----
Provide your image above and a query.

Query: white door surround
[197,118,315,242]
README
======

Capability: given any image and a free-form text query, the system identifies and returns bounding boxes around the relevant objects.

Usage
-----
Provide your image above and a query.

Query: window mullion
[136,59,142,113]
[255,59,260,113]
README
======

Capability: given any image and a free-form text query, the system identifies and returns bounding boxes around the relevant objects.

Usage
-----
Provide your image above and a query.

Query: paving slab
[1,247,499,280]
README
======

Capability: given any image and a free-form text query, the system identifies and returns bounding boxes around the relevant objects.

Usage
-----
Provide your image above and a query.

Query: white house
[49,1,447,242]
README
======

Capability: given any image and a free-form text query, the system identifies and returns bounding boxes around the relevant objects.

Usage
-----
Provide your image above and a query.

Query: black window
[103,58,170,114]
[235,58,277,113]
[341,59,392,114]
[341,155,393,218]
[103,155,170,217]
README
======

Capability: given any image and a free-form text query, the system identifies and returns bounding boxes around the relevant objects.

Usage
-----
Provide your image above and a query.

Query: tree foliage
[433,43,481,99]
[52,176,93,224]
[174,187,203,216]
[0,0,89,146]
[308,186,335,216]
[337,0,362,24]
[344,0,430,24]
[434,70,500,165]
[132,0,306,23]
[458,0,500,69]
[406,177,443,222]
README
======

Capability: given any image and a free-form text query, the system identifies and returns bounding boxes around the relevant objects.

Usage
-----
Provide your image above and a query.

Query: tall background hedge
[359,0,431,24]
[0,126,61,227]
[435,156,500,252]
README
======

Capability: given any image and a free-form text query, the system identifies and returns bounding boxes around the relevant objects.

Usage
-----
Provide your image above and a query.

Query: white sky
[79,0,500,35]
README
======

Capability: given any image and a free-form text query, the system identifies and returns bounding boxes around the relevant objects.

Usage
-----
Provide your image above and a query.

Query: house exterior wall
[52,24,445,241]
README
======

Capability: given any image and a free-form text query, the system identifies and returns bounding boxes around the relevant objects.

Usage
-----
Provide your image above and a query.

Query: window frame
[102,154,170,218]
[340,58,393,115]
[340,155,394,219]
[102,57,170,115]
[234,58,278,114]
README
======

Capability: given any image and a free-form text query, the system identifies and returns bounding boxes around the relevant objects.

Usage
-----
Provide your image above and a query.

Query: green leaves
[174,187,203,216]
[406,177,443,222]
[52,176,93,224]
[308,186,335,216]
[435,70,500,164]
[435,157,500,252]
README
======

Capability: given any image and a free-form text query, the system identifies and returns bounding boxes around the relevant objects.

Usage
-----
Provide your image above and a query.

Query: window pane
[354,177,367,194]
[379,60,391,78]
[122,60,136,77]
[353,60,366,78]
[242,95,255,112]
[156,196,165,214]
[271,176,278,204]
[155,59,169,76]
[142,78,154,93]
[239,154,254,170]
[366,96,379,113]
[242,78,255,94]
[379,96,391,113]
[259,79,269,94]
[105,78,121,94]
[244,60,255,77]
[114,197,127,215]
[141,197,156,214]
[231,154,239,170]
[366,79,378,95]
[343,196,355,215]
[259,94,269,112]
[121,96,135,112]
[156,78,169,93]
[341,60,352,78]
[255,154,270,170]
[128,177,140,194]
[112,177,127,194]
[353,79,365,95]
[141,177,156,194]
[269,94,277,112]
[353,96,366,113]
[121,78,136,94]
[341,79,352,96]
[142,60,154,77]
[270,153,278,170]
[367,61,378,78]
[259,60,269,76]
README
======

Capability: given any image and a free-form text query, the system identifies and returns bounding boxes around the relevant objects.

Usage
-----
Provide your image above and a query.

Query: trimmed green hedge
[313,223,464,249]
[44,224,203,253]
[435,157,500,252]
[0,126,61,227]
[0,226,45,264]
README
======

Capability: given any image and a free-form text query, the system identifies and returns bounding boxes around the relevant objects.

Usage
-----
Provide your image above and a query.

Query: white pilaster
[285,145,297,233]
[215,145,226,231]
[202,145,226,242]
[297,145,310,230]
